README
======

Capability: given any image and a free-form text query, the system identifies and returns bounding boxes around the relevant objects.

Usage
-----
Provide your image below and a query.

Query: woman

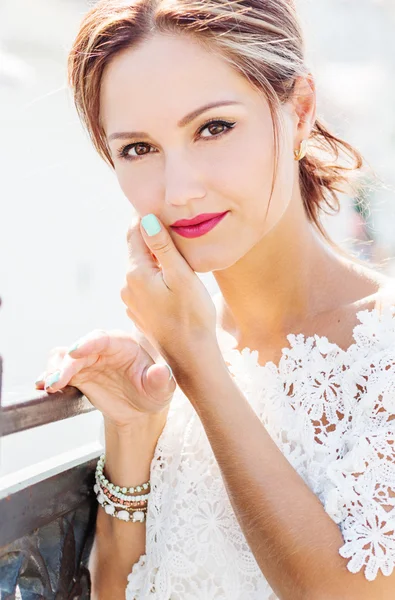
[35,0,395,598]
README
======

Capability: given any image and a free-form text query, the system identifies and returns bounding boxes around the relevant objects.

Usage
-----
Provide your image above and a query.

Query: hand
[34,329,176,428]
[121,215,218,364]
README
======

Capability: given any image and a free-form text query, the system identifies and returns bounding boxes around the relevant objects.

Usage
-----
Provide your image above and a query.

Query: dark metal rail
[0,349,99,598]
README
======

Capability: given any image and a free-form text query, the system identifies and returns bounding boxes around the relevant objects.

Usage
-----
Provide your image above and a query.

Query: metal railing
[0,353,99,599]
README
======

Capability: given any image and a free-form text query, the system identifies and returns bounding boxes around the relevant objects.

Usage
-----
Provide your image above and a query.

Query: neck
[213,204,354,347]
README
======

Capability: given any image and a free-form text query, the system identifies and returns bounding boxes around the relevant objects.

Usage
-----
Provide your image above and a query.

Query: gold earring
[294,139,308,161]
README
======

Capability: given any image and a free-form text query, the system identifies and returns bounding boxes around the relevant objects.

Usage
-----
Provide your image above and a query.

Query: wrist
[103,410,168,489]
[104,406,169,437]
[169,338,227,386]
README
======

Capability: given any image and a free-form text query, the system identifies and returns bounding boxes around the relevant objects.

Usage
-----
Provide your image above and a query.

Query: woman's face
[100,32,299,272]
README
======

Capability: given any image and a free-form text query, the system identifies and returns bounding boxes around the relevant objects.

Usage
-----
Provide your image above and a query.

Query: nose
[164,150,206,207]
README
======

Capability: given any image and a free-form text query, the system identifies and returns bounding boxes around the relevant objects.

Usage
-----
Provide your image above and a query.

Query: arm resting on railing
[89,411,169,600]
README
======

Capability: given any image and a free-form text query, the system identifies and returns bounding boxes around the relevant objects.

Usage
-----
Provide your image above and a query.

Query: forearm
[172,343,361,600]
[89,410,169,599]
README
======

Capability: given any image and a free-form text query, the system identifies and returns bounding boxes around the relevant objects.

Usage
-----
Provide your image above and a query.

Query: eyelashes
[117,142,154,161]
[197,118,236,139]
[116,118,237,162]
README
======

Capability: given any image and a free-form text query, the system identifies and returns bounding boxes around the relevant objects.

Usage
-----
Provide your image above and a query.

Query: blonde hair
[68,0,369,248]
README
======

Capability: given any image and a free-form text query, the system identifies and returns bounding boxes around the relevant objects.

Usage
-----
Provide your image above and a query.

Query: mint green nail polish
[141,214,161,236]
[68,341,80,354]
[45,371,61,388]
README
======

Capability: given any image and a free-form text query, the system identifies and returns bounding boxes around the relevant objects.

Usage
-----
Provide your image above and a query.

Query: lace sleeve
[324,348,395,581]
[126,554,149,599]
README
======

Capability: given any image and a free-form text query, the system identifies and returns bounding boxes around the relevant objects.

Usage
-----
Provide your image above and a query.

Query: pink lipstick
[170,211,229,239]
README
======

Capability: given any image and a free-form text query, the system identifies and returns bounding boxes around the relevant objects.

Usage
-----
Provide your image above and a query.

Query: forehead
[99,32,255,133]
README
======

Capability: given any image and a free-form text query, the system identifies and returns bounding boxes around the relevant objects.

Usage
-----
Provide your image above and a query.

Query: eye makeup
[116,117,237,161]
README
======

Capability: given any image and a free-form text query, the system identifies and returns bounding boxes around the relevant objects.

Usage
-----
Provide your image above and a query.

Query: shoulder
[350,274,395,345]
[369,273,395,313]
[351,283,395,357]
[351,266,395,312]
[348,278,395,411]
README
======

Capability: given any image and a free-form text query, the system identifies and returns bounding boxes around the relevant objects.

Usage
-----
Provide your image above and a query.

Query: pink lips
[170,211,229,239]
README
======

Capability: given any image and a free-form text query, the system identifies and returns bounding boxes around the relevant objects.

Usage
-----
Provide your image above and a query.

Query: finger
[35,371,46,385]
[46,347,67,373]
[44,345,101,392]
[44,347,82,391]
[44,369,64,392]
[140,214,191,277]
[35,371,47,390]
[35,346,67,388]
[142,362,176,404]
[66,329,139,361]
[45,330,140,393]
[127,217,158,272]
[66,329,109,357]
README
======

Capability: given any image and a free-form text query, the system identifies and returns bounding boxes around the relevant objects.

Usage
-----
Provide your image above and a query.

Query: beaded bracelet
[98,481,150,503]
[96,490,148,523]
[95,473,150,501]
[96,454,150,495]
[95,476,150,507]
[94,454,151,523]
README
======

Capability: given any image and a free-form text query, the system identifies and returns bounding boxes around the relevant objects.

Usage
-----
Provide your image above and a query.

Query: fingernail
[141,214,161,237]
[67,341,80,354]
[45,371,61,389]
[164,363,174,382]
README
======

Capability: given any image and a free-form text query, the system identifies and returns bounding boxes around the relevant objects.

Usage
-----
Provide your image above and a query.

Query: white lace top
[125,307,395,599]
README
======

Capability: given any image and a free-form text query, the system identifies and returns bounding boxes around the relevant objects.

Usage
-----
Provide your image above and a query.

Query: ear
[291,73,317,141]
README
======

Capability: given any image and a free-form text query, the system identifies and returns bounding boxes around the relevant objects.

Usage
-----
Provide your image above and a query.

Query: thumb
[140,214,190,274]
[143,362,176,404]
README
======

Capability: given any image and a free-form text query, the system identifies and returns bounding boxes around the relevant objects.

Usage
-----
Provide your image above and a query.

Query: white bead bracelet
[95,454,150,495]
[96,490,147,523]
[94,454,150,523]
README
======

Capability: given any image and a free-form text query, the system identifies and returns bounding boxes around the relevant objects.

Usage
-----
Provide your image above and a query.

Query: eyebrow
[107,100,242,142]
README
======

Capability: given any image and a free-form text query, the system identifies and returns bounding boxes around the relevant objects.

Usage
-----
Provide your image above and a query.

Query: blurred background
[1,0,395,475]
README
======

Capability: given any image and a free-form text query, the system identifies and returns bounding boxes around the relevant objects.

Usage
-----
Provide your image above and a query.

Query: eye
[116,119,236,162]
[117,142,156,161]
[197,119,236,139]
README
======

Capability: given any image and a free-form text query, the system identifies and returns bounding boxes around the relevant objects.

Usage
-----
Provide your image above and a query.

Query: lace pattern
[126,307,395,598]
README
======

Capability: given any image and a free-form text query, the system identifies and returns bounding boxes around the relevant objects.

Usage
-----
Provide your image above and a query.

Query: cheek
[213,138,275,217]
[204,137,273,202]
[253,153,294,235]
[115,166,163,216]
[217,139,294,240]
